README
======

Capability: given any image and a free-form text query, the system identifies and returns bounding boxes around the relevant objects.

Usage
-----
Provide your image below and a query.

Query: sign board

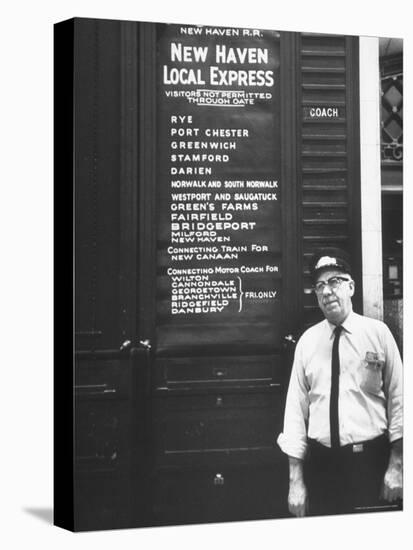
[156,24,281,353]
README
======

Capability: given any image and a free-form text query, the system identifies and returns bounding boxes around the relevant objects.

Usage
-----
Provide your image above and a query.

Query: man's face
[315,269,354,325]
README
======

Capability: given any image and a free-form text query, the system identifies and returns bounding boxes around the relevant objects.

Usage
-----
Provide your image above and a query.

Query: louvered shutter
[298,33,361,328]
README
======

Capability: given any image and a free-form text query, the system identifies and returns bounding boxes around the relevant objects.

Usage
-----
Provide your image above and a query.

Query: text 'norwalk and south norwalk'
[170,180,278,189]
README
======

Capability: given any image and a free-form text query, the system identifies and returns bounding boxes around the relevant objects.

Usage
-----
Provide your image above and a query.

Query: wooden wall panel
[74,19,121,351]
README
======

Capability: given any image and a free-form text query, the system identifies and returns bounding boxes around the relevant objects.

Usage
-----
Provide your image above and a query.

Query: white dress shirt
[277,311,403,460]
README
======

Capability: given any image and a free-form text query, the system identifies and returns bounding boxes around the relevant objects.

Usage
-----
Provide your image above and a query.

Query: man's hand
[381,438,403,502]
[382,464,402,502]
[288,478,308,517]
[288,456,308,517]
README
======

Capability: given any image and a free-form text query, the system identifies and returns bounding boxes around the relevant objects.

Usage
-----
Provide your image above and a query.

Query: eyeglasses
[314,276,352,295]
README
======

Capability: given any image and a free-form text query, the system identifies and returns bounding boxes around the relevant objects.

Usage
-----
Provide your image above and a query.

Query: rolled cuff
[388,394,403,443]
[389,426,403,443]
[277,432,307,460]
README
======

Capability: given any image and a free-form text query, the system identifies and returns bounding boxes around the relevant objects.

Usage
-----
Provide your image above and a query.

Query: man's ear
[349,280,355,297]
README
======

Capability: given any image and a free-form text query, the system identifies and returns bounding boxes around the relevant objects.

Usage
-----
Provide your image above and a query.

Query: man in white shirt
[277,248,403,517]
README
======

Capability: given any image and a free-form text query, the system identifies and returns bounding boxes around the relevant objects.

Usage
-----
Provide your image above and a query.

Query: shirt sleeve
[277,337,310,460]
[381,324,403,442]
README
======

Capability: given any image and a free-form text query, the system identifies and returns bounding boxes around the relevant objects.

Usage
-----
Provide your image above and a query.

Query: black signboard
[156,24,281,354]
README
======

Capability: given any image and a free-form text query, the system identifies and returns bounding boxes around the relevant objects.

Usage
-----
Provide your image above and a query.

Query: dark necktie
[330,325,343,448]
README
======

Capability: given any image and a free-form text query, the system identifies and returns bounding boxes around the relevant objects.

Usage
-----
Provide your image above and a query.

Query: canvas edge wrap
[53,17,75,532]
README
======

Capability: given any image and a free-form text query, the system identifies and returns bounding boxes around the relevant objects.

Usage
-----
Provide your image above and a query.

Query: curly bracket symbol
[237,276,244,312]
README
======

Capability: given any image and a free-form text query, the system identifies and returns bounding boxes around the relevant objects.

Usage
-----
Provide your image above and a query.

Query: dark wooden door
[144,25,299,525]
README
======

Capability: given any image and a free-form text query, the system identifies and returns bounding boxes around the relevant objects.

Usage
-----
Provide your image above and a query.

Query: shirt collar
[327,310,356,338]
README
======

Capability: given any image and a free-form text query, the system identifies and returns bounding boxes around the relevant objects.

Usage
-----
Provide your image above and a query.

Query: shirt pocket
[357,352,385,395]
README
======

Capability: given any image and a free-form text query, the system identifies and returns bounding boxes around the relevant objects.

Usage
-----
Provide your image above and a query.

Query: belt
[307,434,388,456]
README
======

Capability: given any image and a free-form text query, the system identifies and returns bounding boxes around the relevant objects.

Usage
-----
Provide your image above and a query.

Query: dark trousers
[304,435,400,516]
